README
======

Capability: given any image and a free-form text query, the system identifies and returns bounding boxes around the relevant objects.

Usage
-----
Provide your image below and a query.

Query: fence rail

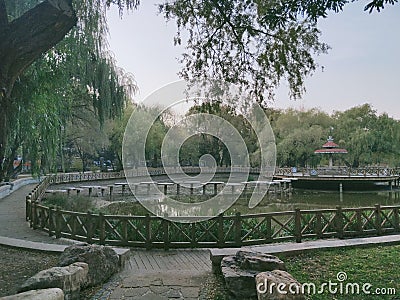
[25,171,400,249]
[275,167,400,177]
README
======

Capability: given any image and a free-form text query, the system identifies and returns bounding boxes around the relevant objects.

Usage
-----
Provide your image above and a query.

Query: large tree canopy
[0,0,397,181]
[160,0,398,104]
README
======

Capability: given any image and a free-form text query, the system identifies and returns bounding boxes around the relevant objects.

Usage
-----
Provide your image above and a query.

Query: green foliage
[122,105,169,168]
[269,104,400,168]
[98,201,149,215]
[106,103,135,170]
[333,104,400,167]
[42,194,95,212]
[160,0,329,103]
[159,0,398,103]
[2,0,137,178]
[184,102,259,167]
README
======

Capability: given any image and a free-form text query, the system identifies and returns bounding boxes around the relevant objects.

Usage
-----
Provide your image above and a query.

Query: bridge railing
[27,201,400,248]
[275,167,400,177]
[25,171,400,249]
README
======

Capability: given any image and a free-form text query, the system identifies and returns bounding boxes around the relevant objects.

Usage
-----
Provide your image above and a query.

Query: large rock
[1,288,64,300]
[221,250,286,299]
[256,270,305,300]
[18,263,88,300]
[58,243,119,287]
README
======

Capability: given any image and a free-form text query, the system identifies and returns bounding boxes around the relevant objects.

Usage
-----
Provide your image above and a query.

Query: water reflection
[230,189,400,215]
[115,187,400,217]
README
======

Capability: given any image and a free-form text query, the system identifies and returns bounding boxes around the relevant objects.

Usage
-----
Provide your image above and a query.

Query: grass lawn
[202,245,400,300]
[284,245,400,300]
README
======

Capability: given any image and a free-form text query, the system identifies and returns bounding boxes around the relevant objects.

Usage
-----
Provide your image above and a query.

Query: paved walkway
[0,183,73,245]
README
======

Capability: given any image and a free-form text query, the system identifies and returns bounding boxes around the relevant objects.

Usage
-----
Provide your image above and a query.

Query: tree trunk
[0,102,7,182]
[0,0,77,94]
[0,0,77,181]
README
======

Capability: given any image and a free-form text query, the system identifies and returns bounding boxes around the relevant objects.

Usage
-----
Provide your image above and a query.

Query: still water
[54,176,400,216]
[229,189,400,215]
[109,187,400,216]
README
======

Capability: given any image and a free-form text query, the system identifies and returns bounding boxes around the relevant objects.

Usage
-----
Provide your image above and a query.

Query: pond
[50,176,400,217]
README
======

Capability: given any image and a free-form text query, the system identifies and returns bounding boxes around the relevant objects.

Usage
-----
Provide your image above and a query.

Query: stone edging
[0,236,130,268]
[0,177,40,199]
[209,234,400,272]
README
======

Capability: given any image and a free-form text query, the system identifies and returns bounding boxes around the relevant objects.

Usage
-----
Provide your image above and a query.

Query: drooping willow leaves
[1,0,138,177]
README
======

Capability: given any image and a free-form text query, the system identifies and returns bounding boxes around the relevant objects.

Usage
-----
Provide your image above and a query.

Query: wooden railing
[275,167,400,177]
[25,171,400,249]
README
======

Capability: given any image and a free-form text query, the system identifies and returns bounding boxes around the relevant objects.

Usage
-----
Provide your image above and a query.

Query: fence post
[26,193,32,221]
[190,222,197,248]
[32,201,38,230]
[295,209,302,243]
[70,214,76,240]
[234,212,242,247]
[55,208,62,239]
[217,214,224,248]
[122,218,128,244]
[48,208,54,237]
[145,214,152,250]
[99,213,105,245]
[163,214,170,250]
[335,206,344,239]
[375,204,382,235]
[86,211,93,244]
[266,215,273,242]
[394,207,400,232]
[316,212,323,239]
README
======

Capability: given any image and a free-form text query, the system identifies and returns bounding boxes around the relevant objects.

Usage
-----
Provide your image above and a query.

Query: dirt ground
[0,245,60,297]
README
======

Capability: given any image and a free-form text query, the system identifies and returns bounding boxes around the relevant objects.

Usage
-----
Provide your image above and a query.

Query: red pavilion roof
[322,141,339,148]
[314,136,347,154]
[314,148,348,154]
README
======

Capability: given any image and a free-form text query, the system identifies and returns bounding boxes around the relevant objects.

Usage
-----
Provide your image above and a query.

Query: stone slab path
[95,249,212,300]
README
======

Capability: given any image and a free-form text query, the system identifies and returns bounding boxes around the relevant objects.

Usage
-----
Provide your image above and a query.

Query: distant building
[314,136,348,167]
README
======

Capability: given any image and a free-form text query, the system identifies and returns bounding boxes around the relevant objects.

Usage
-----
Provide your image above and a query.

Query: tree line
[78,102,400,172]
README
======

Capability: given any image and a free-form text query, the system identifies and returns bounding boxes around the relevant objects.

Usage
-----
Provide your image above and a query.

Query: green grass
[203,245,400,300]
[284,245,400,300]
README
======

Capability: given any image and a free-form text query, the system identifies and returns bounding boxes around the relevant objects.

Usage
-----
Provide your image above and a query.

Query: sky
[106,1,400,119]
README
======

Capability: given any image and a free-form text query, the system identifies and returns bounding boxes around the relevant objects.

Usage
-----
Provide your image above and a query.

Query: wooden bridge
[275,167,400,190]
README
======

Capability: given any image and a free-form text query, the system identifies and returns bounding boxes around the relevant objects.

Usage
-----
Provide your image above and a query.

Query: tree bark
[0,0,77,181]
[0,0,8,27]
[0,105,7,182]
[0,0,77,94]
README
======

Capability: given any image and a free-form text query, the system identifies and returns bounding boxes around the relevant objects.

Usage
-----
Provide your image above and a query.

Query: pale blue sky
[107,1,400,118]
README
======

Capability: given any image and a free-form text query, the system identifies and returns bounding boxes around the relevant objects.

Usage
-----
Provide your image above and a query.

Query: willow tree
[0,0,138,181]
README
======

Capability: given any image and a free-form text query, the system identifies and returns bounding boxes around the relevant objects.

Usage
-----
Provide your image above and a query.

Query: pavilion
[314,136,348,168]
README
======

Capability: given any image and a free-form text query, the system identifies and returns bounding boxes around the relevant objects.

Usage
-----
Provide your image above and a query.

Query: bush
[42,194,95,212]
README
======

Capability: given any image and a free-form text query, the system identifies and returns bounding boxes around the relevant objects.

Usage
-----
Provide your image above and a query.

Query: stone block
[18,263,88,300]
[0,288,64,300]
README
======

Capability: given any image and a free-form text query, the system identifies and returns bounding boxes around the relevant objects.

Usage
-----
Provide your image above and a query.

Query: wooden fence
[275,167,400,177]
[25,171,400,249]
